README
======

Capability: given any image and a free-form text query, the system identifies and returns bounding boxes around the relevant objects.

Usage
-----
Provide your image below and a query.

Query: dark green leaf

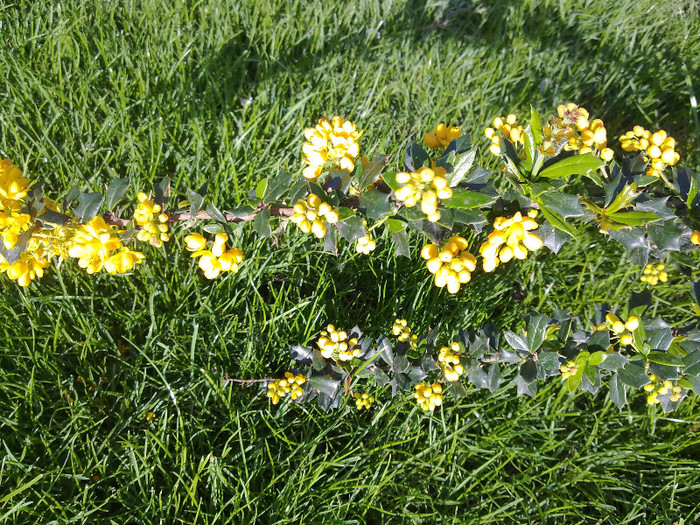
[537,153,604,180]
[539,204,576,238]
[443,188,495,210]
[336,216,366,241]
[104,177,129,210]
[598,352,629,371]
[647,351,682,367]
[290,345,313,365]
[619,361,650,388]
[609,373,627,409]
[392,230,410,257]
[253,207,271,238]
[309,375,341,398]
[606,183,638,214]
[448,150,476,187]
[538,352,561,377]
[38,209,69,226]
[539,191,586,218]
[526,315,548,352]
[607,211,660,227]
[74,192,103,222]
[154,176,171,207]
[0,227,35,264]
[486,363,501,392]
[520,359,538,383]
[263,171,292,204]
[187,188,205,218]
[504,331,529,354]
[648,220,683,252]
[588,351,607,366]
[646,328,673,352]
[514,375,538,397]
[382,172,402,192]
[359,189,394,220]
[404,142,429,171]
[355,154,387,190]
[323,226,337,254]
[205,203,227,223]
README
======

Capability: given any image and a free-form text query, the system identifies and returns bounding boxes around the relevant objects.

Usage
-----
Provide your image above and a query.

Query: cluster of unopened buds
[485,114,523,157]
[184,232,244,279]
[394,166,452,222]
[437,343,464,382]
[392,318,417,344]
[267,372,306,405]
[619,126,679,177]
[559,360,577,379]
[354,392,375,410]
[479,211,542,272]
[598,313,639,346]
[414,382,443,412]
[133,192,170,247]
[557,103,614,161]
[302,116,362,181]
[421,235,477,294]
[644,374,682,405]
[317,324,360,362]
[423,123,461,149]
[355,220,376,254]
[290,194,339,239]
[640,263,668,286]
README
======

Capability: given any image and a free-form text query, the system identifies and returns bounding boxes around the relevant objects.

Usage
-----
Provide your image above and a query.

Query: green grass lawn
[2,0,700,522]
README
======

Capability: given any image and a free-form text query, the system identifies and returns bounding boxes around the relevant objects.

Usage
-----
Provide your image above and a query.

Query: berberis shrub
[2,104,699,415]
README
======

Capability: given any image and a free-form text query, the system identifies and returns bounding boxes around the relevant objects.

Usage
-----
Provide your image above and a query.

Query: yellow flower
[67,217,143,274]
[302,116,362,181]
[317,324,360,362]
[560,360,577,379]
[645,375,683,405]
[3,248,51,287]
[437,343,464,382]
[690,230,700,246]
[394,166,452,222]
[479,212,542,272]
[414,382,443,412]
[290,194,338,239]
[421,235,476,294]
[424,123,461,149]
[0,158,31,211]
[187,232,244,279]
[603,313,639,347]
[619,127,679,177]
[640,263,668,286]
[355,220,376,254]
[267,372,306,405]
[392,318,417,344]
[354,392,375,410]
[485,114,524,157]
[134,192,169,247]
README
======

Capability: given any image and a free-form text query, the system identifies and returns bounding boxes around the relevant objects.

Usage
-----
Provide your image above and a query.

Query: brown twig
[221,375,275,386]
[104,205,296,228]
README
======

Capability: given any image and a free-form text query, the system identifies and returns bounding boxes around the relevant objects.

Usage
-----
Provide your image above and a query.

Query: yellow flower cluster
[437,343,464,382]
[424,123,461,149]
[485,114,523,156]
[479,211,542,272]
[354,392,375,410]
[601,313,639,346]
[355,221,376,254]
[134,192,170,247]
[302,116,362,181]
[557,103,614,161]
[414,382,443,412]
[692,230,700,245]
[644,374,682,405]
[0,158,30,211]
[184,232,243,279]
[67,216,144,274]
[421,235,477,294]
[1,246,51,287]
[317,324,360,362]
[392,318,417,344]
[0,159,32,251]
[290,194,339,239]
[619,127,680,177]
[267,372,306,405]
[560,360,577,379]
[394,166,452,222]
[539,115,577,156]
[640,263,668,286]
